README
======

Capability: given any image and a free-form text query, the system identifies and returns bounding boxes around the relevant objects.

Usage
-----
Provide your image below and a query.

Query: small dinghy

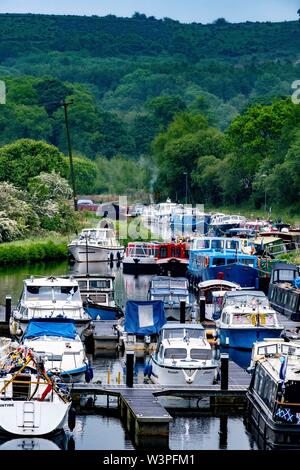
[0,347,71,436]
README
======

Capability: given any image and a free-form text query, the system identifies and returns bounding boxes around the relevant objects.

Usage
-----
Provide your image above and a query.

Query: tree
[0,182,39,241]
[72,157,98,194]
[146,95,186,129]
[0,139,68,189]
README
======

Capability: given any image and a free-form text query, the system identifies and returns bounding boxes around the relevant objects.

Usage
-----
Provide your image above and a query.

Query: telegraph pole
[61,100,77,211]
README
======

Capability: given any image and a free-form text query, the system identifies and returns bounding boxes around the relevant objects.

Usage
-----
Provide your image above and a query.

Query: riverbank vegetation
[0,14,300,217]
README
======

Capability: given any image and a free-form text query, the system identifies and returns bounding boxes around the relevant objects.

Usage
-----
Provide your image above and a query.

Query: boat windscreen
[25,286,80,302]
[190,349,212,360]
[164,348,187,359]
[224,294,268,308]
[163,328,204,339]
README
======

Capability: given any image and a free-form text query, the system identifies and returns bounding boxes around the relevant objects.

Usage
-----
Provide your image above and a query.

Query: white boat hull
[150,360,217,386]
[68,244,124,262]
[0,401,71,436]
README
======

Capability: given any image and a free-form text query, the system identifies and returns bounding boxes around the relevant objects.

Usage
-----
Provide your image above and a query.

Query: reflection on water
[169,414,258,450]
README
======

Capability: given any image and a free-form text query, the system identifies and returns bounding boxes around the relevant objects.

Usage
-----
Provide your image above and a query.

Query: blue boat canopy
[23,319,77,340]
[124,300,166,335]
[292,277,300,289]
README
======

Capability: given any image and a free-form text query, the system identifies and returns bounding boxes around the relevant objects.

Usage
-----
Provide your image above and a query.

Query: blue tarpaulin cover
[124,300,166,335]
[23,319,77,340]
[292,277,300,289]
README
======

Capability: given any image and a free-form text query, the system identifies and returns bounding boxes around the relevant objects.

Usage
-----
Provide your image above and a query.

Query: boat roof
[262,357,300,382]
[67,274,115,281]
[252,236,283,244]
[224,290,266,298]
[161,337,211,349]
[151,276,187,282]
[24,276,79,287]
[162,323,204,330]
[198,280,240,289]
[271,262,299,272]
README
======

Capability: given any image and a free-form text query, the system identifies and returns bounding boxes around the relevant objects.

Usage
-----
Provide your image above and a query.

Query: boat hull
[84,303,122,321]
[247,391,300,449]
[68,244,124,262]
[149,360,217,386]
[0,401,71,436]
[203,264,258,288]
[218,327,284,350]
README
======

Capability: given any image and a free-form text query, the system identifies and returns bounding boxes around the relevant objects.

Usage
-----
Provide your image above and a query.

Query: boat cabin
[268,263,300,320]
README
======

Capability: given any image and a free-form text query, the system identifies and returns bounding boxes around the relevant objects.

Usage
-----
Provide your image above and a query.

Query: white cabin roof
[24,277,79,288]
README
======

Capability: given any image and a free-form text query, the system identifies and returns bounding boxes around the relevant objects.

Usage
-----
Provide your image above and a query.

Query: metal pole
[62,101,77,211]
[85,234,89,275]
[5,296,11,323]
[220,353,229,390]
[264,187,267,214]
[180,301,186,323]
[126,351,134,388]
[199,296,206,323]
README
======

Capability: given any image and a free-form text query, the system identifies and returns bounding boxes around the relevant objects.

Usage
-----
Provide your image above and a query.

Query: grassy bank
[0,237,69,266]
[277,250,300,266]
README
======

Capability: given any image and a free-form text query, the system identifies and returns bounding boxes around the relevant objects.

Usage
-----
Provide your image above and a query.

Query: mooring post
[126,351,134,388]
[5,296,11,323]
[220,353,229,390]
[199,296,206,323]
[180,301,186,323]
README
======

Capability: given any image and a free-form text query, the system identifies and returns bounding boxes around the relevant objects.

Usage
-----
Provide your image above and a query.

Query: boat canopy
[23,319,77,340]
[125,300,166,335]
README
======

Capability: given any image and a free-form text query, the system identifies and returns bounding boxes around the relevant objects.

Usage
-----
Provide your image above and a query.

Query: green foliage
[0,139,68,189]
[95,156,151,195]
[28,171,72,202]
[72,157,98,194]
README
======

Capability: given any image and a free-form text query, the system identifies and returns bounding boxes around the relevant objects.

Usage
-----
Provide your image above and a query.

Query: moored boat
[21,319,89,383]
[68,228,124,262]
[148,324,218,386]
[247,340,300,448]
[0,347,71,436]
[148,276,195,321]
[216,290,284,349]
[9,276,91,339]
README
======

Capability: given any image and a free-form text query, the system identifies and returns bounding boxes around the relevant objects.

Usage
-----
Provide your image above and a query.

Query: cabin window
[90,280,111,290]
[226,259,236,265]
[158,345,163,359]
[190,349,212,360]
[211,240,223,250]
[164,348,187,359]
[212,258,225,266]
[176,248,182,258]
[160,247,168,258]
[171,247,175,257]
[78,281,87,290]
[226,240,239,250]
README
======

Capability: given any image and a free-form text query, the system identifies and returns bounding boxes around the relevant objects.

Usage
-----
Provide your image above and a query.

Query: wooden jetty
[72,357,251,448]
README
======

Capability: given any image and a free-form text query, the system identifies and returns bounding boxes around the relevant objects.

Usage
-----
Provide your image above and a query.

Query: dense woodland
[0,13,300,213]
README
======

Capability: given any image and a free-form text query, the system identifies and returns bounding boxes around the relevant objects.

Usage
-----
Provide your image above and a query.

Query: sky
[0,0,299,24]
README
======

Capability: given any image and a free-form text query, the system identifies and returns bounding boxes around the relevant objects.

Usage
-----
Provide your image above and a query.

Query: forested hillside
[0,13,300,212]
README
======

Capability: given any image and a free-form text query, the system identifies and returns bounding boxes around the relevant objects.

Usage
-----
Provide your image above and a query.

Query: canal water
[0,260,258,450]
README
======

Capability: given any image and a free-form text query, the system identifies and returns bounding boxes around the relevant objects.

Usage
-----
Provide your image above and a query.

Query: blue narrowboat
[188,237,258,288]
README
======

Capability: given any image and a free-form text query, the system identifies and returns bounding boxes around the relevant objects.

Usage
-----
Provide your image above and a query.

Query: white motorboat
[0,347,71,436]
[68,228,124,262]
[148,324,218,386]
[22,319,89,383]
[9,276,91,338]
